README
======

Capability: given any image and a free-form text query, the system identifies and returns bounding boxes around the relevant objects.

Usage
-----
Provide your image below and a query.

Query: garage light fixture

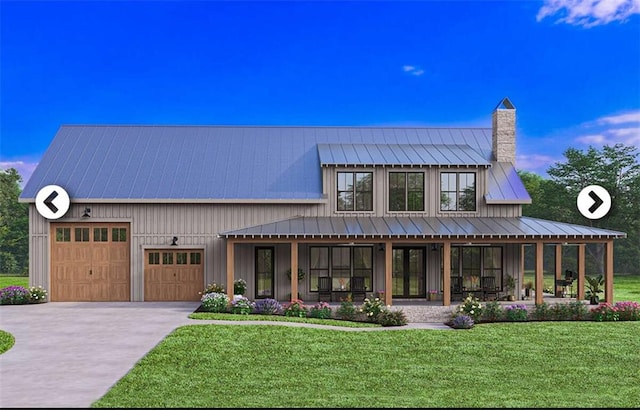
[82,207,91,218]
[171,236,178,246]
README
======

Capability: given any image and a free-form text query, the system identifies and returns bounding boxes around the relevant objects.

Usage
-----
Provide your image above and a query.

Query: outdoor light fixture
[378,243,385,252]
[171,236,178,246]
[82,207,91,218]
[431,243,439,251]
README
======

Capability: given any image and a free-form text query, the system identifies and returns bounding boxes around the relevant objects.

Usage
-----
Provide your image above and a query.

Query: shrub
[504,304,528,321]
[531,302,553,321]
[283,299,307,318]
[551,303,572,321]
[451,314,474,329]
[360,297,387,322]
[377,309,408,326]
[455,294,483,322]
[614,301,640,321]
[336,298,357,320]
[309,301,332,319]
[28,286,48,303]
[565,300,589,320]
[200,292,229,313]
[230,296,255,315]
[233,279,247,295]
[481,300,503,322]
[0,286,30,305]
[590,302,619,322]
[254,298,283,315]
[200,283,225,296]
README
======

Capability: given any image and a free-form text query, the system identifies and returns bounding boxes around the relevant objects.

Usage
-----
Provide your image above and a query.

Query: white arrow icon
[577,185,611,220]
[35,185,70,220]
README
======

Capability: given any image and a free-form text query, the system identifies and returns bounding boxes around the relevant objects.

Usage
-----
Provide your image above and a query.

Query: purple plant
[254,298,283,315]
[0,286,31,305]
[504,304,528,321]
[451,314,474,329]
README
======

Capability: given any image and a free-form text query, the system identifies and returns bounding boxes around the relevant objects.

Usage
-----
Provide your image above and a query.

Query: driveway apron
[0,302,200,408]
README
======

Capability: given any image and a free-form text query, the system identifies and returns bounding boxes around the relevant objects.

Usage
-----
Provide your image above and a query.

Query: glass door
[392,247,425,298]
[255,247,274,299]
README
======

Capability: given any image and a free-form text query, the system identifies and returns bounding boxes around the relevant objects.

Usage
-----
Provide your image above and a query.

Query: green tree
[0,168,28,274]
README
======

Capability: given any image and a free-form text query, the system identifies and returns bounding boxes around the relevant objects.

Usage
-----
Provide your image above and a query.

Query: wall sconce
[377,243,385,252]
[431,243,439,251]
[171,236,178,246]
[82,207,91,218]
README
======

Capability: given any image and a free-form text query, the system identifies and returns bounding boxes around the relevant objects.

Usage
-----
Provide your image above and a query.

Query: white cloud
[0,161,38,187]
[516,154,559,174]
[575,111,640,147]
[402,65,425,76]
[575,134,608,144]
[597,111,640,124]
[537,0,640,27]
[402,65,415,72]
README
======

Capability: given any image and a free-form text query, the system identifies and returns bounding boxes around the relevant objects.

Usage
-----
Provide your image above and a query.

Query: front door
[392,247,425,298]
[255,247,274,299]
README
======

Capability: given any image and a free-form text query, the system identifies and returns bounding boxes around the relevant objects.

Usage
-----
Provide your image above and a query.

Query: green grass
[0,330,15,355]
[92,322,640,408]
[189,312,381,328]
[0,275,28,289]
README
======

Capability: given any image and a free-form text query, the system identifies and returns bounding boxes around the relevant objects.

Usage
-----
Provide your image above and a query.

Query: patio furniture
[555,269,575,297]
[481,276,499,301]
[351,276,366,302]
[318,276,332,302]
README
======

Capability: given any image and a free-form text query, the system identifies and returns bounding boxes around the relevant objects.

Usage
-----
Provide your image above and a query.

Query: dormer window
[337,172,373,211]
[389,172,424,211]
[440,172,476,212]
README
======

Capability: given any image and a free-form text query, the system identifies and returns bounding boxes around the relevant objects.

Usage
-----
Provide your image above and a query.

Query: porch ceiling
[219,216,626,241]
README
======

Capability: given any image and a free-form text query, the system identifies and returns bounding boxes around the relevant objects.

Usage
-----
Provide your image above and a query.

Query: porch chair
[318,276,332,302]
[481,276,499,301]
[350,276,366,303]
[451,276,463,301]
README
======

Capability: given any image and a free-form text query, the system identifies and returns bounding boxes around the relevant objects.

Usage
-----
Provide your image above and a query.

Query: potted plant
[233,278,247,298]
[585,274,604,305]
[524,281,533,299]
[504,275,516,301]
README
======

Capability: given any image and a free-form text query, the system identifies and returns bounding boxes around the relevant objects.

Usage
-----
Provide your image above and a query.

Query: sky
[1,0,639,186]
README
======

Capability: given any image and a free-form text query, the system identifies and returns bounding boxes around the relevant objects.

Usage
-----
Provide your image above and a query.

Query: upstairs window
[389,172,424,211]
[337,172,373,211]
[440,172,476,212]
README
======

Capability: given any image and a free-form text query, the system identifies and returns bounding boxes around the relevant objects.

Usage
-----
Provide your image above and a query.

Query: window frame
[440,171,477,212]
[308,246,373,292]
[388,171,425,212]
[336,171,373,212]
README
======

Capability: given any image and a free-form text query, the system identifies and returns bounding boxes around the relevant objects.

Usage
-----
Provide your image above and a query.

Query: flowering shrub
[565,300,589,320]
[504,304,528,321]
[28,286,48,303]
[336,297,357,320]
[481,300,503,322]
[451,314,474,329]
[254,298,283,315]
[283,299,308,318]
[531,302,553,321]
[377,309,408,326]
[360,297,387,322]
[230,296,255,315]
[233,278,247,295]
[200,283,225,296]
[201,292,229,313]
[0,286,31,305]
[455,294,483,321]
[614,301,640,321]
[590,303,619,322]
[309,301,332,319]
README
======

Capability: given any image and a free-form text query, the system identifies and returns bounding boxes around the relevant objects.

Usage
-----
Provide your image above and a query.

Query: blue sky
[1,0,639,185]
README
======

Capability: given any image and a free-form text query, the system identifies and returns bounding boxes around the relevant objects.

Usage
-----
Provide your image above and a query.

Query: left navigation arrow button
[44,191,59,213]
[35,185,70,220]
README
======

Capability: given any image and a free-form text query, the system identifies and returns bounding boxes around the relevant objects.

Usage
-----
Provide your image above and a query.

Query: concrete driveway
[0,301,200,408]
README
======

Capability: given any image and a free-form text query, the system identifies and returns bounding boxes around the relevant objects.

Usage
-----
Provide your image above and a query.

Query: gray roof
[20,125,494,201]
[317,143,491,167]
[485,162,531,204]
[220,216,626,239]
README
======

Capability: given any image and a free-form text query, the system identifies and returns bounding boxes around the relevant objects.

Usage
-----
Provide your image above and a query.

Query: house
[19,98,626,306]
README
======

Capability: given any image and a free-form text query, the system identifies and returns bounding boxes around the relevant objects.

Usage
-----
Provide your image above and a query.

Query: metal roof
[220,216,626,240]
[317,143,491,167]
[20,125,494,201]
[485,162,532,204]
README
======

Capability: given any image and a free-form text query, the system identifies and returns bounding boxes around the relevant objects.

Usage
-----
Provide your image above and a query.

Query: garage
[50,223,130,301]
[144,249,204,301]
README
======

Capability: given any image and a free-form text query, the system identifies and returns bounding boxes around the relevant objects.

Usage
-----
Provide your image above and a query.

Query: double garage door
[50,222,204,301]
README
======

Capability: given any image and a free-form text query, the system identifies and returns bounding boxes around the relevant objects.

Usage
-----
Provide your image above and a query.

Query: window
[75,227,89,242]
[440,172,476,211]
[337,172,373,211]
[309,246,373,292]
[176,252,188,265]
[162,252,173,265]
[112,228,127,242]
[94,227,108,242]
[389,172,424,211]
[190,252,201,265]
[449,246,503,290]
[148,252,160,265]
[56,227,71,242]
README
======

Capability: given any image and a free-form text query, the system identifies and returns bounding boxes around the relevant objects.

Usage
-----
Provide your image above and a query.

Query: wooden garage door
[50,223,130,302]
[144,249,204,301]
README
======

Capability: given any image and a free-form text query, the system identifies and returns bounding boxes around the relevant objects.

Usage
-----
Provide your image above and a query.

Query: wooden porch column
[577,244,586,300]
[520,244,525,293]
[535,241,544,305]
[226,239,235,301]
[384,240,392,306]
[605,240,614,303]
[555,244,563,297]
[442,241,451,306]
[290,240,299,302]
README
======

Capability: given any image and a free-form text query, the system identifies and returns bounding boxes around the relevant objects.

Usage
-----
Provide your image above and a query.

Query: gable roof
[20,125,495,201]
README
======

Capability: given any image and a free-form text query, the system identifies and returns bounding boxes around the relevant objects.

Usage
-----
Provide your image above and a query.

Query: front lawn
[93,321,640,408]
[189,312,381,328]
[0,275,28,289]
[0,330,15,354]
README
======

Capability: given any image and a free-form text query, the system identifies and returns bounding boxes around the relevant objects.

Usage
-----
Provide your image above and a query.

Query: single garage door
[144,249,204,301]
[50,223,130,301]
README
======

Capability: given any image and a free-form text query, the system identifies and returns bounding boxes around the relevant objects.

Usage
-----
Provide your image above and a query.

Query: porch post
[520,244,525,295]
[384,239,392,306]
[290,240,299,302]
[555,244,563,297]
[442,241,451,306]
[226,239,235,301]
[605,240,614,303]
[535,241,544,305]
[577,244,586,300]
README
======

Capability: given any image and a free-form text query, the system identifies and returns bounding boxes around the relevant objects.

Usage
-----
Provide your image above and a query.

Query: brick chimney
[492,97,516,163]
